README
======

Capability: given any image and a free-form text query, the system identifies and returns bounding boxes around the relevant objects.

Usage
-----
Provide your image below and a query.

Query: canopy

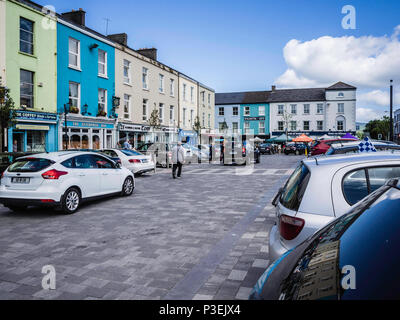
[265,137,277,143]
[292,134,313,143]
[250,137,264,142]
[342,132,358,140]
[318,134,331,140]
[273,134,292,143]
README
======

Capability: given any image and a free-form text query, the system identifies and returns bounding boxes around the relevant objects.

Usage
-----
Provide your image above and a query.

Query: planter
[69,107,79,114]
[97,111,107,117]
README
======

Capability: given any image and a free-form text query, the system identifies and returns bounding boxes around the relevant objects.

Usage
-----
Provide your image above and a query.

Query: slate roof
[216,82,355,105]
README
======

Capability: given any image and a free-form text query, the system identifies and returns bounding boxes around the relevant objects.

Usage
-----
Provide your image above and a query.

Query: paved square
[0,154,302,300]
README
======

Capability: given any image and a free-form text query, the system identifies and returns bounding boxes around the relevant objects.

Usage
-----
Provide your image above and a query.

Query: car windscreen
[277,184,400,300]
[8,158,54,173]
[121,149,143,156]
[280,162,311,211]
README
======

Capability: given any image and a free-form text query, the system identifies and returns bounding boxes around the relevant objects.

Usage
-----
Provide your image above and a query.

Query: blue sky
[48,0,400,121]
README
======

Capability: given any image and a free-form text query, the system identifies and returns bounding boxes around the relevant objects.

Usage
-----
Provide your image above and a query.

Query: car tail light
[279,214,305,241]
[42,169,68,180]
[129,159,141,163]
[41,199,55,203]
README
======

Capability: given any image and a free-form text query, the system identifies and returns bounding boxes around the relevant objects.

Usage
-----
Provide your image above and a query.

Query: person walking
[172,141,185,179]
[123,139,132,149]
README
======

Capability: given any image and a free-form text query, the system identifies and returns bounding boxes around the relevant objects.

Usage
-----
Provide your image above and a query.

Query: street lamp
[63,102,71,150]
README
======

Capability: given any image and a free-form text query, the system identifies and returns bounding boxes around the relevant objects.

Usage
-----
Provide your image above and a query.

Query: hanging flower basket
[69,106,79,114]
[97,110,107,117]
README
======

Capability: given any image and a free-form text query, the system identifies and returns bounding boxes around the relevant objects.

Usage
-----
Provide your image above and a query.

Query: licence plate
[11,177,30,184]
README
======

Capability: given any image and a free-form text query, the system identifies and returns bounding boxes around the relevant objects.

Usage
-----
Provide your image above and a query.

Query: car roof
[16,151,105,162]
[305,152,400,170]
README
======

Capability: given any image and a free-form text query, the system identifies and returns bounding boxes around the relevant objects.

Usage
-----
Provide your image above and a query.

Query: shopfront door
[12,132,24,152]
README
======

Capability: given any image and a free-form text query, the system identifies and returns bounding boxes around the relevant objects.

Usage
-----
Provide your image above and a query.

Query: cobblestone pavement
[0,154,303,300]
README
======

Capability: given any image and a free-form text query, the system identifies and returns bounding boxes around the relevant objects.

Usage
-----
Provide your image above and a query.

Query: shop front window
[71,135,81,149]
[62,134,69,150]
[93,135,100,150]
[26,131,46,153]
[82,135,89,149]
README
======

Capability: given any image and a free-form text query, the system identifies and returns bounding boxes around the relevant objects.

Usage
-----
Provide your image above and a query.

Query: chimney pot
[271,85,276,91]
[61,9,86,26]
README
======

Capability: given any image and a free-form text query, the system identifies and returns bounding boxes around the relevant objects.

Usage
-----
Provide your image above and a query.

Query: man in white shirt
[171,142,185,179]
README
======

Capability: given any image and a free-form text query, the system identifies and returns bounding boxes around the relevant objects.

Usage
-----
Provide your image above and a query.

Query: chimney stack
[271,85,276,92]
[137,48,158,61]
[61,8,86,26]
[107,33,128,46]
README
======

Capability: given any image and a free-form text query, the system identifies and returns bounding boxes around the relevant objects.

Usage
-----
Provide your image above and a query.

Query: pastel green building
[5,0,58,152]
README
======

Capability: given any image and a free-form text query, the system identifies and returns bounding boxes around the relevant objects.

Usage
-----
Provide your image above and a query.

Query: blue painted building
[214,92,270,139]
[57,10,117,150]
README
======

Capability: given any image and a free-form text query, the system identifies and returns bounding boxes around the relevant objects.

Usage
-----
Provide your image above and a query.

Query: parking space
[0,154,302,300]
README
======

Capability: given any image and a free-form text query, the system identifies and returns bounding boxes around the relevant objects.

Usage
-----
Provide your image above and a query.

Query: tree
[282,110,293,143]
[364,116,390,140]
[148,108,161,130]
[220,119,228,133]
[192,116,202,145]
[0,77,17,152]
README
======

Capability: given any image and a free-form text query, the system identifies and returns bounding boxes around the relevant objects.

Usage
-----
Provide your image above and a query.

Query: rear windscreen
[8,158,54,173]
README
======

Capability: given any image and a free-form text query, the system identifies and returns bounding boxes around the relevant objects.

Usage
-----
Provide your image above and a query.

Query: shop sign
[179,130,197,137]
[16,124,50,131]
[120,124,150,132]
[244,116,265,121]
[16,111,57,122]
[67,121,114,129]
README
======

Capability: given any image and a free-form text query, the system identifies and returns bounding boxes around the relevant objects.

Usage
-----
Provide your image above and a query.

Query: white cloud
[275,26,400,89]
[358,89,400,107]
[356,107,383,123]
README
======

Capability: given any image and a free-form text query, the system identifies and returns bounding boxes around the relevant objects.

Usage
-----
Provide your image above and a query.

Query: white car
[0,151,135,214]
[269,152,400,262]
[102,149,155,176]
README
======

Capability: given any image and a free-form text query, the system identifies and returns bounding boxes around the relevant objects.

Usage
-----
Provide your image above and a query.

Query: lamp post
[390,80,394,142]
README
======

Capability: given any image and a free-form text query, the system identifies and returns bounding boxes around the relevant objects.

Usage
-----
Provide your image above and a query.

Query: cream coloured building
[111,33,214,147]
[0,0,6,84]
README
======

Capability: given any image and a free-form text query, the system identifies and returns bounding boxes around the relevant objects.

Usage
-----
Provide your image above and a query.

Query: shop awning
[16,124,50,131]
[292,134,313,143]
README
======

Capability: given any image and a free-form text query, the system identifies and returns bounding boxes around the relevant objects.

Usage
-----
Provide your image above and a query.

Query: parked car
[259,143,274,155]
[222,142,260,165]
[101,149,155,176]
[310,138,358,156]
[283,143,307,155]
[0,151,135,214]
[251,178,400,300]
[136,143,173,168]
[190,146,209,162]
[66,149,122,165]
[269,152,400,262]
[326,141,400,155]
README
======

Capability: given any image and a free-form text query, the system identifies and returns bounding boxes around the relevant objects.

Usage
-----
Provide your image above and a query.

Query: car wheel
[6,205,27,212]
[121,176,134,196]
[61,187,81,215]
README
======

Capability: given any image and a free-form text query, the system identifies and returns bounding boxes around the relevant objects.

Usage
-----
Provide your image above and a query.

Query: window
[208,114,211,127]
[170,106,174,123]
[259,106,265,116]
[304,104,310,114]
[159,103,164,122]
[142,99,148,121]
[280,163,311,211]
[98,50,107,77]
[26,131,45,152]
[20,17,34,54]
[244,122,250,133]
[343,169,369,205]
[183,108,187,126]
[303,121,310,131]
[123,94,131,119]
[92,155,115,169]
[219,107,224,116]
[245,107,250,116]
[337,120,344,131]
[369,167,400,193]
[201,91,205,103]
[338,103,345,113]
[219,122,225,131]
[142,67,148,89]
[278,121,284,131]
[170,79,175,96]
[317,121,324,131]
[123,60,131,84]
[233,106,239,116]
[290,121,297,131]
[338,92,344,97]
[159,74,164,93]
[291,104,297,114]
[20,69,34,108]
[73,155,97,169]
[208,93,211,105]
[183,84,187,101]
[278,105,284,115]
[98,89,107,113]
[202,112,205,127]
[259,122,265,134]
[69,82,80,111]
[190,87,194,103]
[232,122,238,133]
[69,37,80,69]
[317,104,324,114]
[9,158,52,173]
[190,110,194,124]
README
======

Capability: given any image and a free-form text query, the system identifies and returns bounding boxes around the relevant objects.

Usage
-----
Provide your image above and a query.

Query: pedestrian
[123,139,132,149]
[13,140,18,153]
[278,144,282,154]
[172,141,185,179]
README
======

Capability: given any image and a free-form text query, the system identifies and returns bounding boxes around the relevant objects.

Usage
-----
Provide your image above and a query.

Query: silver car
[269,152,400,262]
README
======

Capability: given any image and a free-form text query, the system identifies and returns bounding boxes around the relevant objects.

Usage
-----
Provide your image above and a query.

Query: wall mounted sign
[244,116,266,121]
[16,111,57,122]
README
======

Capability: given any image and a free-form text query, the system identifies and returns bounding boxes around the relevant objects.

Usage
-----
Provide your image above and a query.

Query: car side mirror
[272,188,284,207]
[116,162,122,169]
